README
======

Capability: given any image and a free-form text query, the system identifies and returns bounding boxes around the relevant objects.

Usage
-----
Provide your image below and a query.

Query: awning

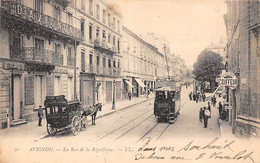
[134,78,146,88]
[124,80,134,88]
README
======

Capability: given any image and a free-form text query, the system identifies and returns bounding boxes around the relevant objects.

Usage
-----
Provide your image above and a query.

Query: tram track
[96,108,153,141]
[113,114,154,142]
[97,88,191,143]
[136,90,190,143]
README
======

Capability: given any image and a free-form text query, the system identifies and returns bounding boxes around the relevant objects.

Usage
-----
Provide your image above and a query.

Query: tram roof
[154,87,178,92]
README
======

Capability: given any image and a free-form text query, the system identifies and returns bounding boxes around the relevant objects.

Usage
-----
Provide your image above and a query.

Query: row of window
[80,21,121,52]
[81,50,120,72]
[33,0,76,27]
[78,0,121,33]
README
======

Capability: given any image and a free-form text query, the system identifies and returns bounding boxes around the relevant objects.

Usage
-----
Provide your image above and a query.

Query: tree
[186,68,193,79]
[193,50,224,90]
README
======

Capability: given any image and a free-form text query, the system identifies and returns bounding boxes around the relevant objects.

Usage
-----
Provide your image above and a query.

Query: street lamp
[112,80,116,110]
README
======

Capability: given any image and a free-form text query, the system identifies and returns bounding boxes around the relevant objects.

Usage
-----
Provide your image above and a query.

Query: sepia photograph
[0,0,259,162]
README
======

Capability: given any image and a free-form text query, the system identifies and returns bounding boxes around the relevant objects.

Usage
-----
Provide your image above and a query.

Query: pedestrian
[198,92,201,102]
[202,93,206,102]
[218,102,223,116]
[199,108,204,123]
[38,105,43,126]
[193,93,196,101]
[147,89,150,98]
[189,92,192,101]
[204,107,210,128]
[207,102,211,118]
[128,91,132,100]
[212,95,216,107]
[196,93,198,103]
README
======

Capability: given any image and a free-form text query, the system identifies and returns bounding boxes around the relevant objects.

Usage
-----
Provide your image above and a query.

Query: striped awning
[124,80,134,88]
[134,78,146,88]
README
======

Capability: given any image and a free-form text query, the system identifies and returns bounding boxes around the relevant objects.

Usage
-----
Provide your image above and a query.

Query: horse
[82,103,102,125]
[91,103,102,125]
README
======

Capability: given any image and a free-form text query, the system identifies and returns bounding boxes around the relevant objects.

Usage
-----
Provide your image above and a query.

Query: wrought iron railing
[81,65,121,76]
[96,67,101,73]
[94,39,116,53]
[116,68,122,75]
[67,56,75,66]
[104,67,112,75]
[22,47,63,65]
[1,1,82,40]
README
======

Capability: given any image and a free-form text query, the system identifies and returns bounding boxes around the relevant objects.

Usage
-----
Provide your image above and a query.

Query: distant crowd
[188,91,225,128]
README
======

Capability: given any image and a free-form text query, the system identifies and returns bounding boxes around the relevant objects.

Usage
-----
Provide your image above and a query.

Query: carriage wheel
[81,116,88,131]
[71,116,81,136]
[47,123,57,136]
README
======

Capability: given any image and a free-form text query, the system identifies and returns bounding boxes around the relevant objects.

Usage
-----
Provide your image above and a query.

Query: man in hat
[38,105,43,126]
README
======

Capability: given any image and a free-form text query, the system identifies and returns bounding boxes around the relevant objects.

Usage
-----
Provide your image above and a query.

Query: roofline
[123,26,164,57]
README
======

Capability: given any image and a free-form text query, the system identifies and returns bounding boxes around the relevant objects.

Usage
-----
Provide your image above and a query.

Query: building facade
[224,0,260,138]
[122,26,165,98]
[70,0,122,109]
[0,0,82,128]
[205,40,226,64]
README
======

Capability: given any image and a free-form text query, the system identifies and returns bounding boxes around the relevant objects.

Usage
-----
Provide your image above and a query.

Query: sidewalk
[205,93,235,139]
[0,94,155,140]
[215,96,235,139]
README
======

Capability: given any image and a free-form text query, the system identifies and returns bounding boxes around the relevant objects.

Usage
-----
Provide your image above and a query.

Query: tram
[154,81,181,123]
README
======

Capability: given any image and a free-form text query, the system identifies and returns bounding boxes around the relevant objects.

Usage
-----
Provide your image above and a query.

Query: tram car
[154,81,181,123]
[44,95,87,136]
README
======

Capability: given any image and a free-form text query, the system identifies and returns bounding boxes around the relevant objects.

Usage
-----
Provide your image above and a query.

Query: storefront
[133,77,146,97]
[216,70,238,133]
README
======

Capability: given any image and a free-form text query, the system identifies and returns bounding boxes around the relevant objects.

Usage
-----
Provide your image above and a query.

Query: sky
[109,0,227,67]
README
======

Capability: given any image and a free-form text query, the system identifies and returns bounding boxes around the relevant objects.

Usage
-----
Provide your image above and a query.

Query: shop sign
[216,71,238,89]
[225,106,233,110]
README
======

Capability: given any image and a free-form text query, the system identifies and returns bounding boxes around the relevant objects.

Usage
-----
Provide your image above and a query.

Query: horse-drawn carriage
[154,82,181,123]
[44,95,102,136]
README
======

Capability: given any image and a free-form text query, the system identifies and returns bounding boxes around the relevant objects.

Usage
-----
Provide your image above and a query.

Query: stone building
[140,32,187,82]
[205,40,226,64]
[174,56,186,82]
[224,0,260,138]
[141,33,170,80]
[122,26,165,98]
[69,0,122,109]
[0,0,82,128]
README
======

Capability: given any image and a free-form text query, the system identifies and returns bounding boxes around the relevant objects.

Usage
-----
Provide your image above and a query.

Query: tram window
[156,91,166,102]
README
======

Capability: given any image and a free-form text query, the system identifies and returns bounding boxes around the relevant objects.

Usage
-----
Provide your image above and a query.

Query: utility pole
[164,45,170,81]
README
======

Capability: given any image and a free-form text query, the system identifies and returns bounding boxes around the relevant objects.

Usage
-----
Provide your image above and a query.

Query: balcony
[81,65,121,76]
[1,1,82,41]
[9,46,63,72]
[23,47,63,65]
[67,56,75,67]
[104,67,112,75]
[10,46,63,66]
[115,68,122,76]
[94,39,116,54]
